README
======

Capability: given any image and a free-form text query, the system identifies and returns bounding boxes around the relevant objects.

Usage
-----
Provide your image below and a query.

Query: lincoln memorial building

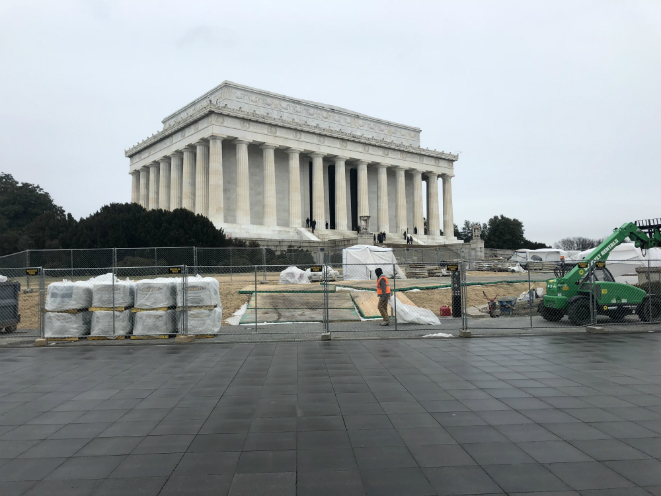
[126,82,460,246]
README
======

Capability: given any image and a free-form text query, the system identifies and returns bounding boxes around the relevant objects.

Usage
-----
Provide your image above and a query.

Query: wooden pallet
[130,334,171,340]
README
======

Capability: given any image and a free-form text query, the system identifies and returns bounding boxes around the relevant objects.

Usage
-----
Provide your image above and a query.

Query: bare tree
[554,237,604,251]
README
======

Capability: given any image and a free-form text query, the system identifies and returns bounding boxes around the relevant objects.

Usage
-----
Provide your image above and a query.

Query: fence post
[528,263,533,329]
[70,250,74,278]
[230,248,233,282]
[393,262,397,332]
[262,248,267,282]
[321,262,330,340]
[193,247,198,275]
[460,261,469,336]
[39,267,45,338]
[254,265,258,333]
[589,261,596,326]
[154,248,158,276]
[111,264,116,337]
[647,255,652,324]
[113,248,117,271]
[182,265,188,336]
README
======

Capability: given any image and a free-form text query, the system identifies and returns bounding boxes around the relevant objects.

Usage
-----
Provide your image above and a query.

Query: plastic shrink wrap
[90,311,133,336]
[388,295,441,325]
[45,312,91,337]
[91,274,134,308]
[279,266,310,284]
[179,307,223,335]
[134,279,176,309]
[45,281,93,311]
[133,310,176,335]
[176,276,220,307]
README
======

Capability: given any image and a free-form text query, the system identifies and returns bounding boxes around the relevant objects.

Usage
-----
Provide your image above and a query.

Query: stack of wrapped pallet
[44,281,93,338]
[132,278,177,336]
[89,274,135,337]
[177,276,222,335]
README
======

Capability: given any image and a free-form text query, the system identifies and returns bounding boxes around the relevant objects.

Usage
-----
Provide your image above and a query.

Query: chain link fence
[3,254,658,343]
[0,245,514,271]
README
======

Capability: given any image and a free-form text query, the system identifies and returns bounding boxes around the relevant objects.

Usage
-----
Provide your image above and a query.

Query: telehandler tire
[567,298,591,326]
[538,302,564,322]
[637,296,661,323]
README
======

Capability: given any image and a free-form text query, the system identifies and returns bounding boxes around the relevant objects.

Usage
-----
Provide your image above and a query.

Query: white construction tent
[578,243,661,284]
[342,245,407,281]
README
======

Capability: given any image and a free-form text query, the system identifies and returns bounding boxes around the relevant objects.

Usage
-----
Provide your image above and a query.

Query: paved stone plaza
[2,334,661,495]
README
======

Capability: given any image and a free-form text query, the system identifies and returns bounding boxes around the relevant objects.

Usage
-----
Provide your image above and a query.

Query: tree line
[0,173,245,256]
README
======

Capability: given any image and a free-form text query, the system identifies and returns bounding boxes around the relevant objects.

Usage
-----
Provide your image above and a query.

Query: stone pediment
[161,81,421,146]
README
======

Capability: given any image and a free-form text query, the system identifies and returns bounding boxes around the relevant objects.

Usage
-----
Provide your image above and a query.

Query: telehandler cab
[538,220,661,325]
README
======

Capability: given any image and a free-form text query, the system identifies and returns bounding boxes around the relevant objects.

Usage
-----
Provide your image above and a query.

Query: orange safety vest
[376,275,391,295]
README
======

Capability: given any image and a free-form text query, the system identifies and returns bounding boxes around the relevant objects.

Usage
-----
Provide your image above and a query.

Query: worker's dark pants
[378,294,390,322]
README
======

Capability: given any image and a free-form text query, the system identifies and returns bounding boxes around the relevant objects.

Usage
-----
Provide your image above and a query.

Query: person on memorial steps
[375,268,391,326]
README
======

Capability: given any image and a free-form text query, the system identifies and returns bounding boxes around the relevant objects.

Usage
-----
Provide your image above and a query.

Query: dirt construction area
[405,281,547,316]
[11,273,548,330]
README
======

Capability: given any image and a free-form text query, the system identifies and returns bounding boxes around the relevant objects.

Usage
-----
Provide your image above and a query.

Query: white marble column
[158,157,171,211]
[412,170,424,235]
[376,164,389,233]
[334,157,348,231]
[395,167,407,234]
[427,172,441,237]
[208,136,224,224]
[131,171,140,204]
[311,152,325,227]
[357,160,369,219]
[194,140,209,216]
[442,173,455,239]
[139,167,149,209]
[286,149,302,227]
[182,147,196,212]
[148,164,159,211]
[170,152,183,210]
[235,140,251,225]
[261,144,277,226]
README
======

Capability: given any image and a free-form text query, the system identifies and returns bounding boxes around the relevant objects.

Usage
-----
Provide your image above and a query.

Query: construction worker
[375,268,391,326]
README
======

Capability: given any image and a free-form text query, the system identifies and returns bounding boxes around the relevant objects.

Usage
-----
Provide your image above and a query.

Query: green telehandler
[538,219,661,325]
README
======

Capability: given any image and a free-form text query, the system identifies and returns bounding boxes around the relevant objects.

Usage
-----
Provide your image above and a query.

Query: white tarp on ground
[578,243,661,283]
[133,310,176,335]
[279,266,310,284]
[90,274,134,308]
[176,276,220,307]
[45,312,91,337]
[180,307,223,334]
[134,278,176,309]
[90,311,133,336]
[45,281,93,311]
[342,245,407,281]
[388,294,440,325]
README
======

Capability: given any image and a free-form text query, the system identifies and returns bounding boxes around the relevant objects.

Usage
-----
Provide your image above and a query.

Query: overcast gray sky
[1,0,659,246]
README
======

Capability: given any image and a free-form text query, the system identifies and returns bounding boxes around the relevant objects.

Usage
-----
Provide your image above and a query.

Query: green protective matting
[336,279,534,293]
[238,283,336,294]
[240,292,359,324]
[247,293,354,309]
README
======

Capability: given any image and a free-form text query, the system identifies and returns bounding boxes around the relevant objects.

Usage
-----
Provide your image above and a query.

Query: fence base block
[459,330,472,338]
[34,338,48,346]
[174,335,195,343]
[586,326,607,334]
[320,333,331,341]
